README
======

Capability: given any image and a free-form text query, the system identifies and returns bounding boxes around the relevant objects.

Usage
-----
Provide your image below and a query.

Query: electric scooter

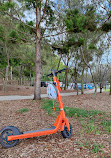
[0,69,72,148]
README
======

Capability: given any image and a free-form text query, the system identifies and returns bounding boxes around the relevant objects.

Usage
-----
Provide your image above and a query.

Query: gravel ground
[0,93,111,158]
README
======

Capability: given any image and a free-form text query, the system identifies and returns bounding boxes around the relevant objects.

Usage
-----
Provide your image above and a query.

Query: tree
[61,5,98,93]
[0,0,55,99]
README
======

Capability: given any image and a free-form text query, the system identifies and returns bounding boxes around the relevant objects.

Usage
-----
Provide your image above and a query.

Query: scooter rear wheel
[0,126,21,148]
[61,123,72,138]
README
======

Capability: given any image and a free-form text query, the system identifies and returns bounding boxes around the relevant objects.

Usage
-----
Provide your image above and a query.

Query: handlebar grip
[47,73,53,77]
[46,68,66,76]
[57,68,66,73]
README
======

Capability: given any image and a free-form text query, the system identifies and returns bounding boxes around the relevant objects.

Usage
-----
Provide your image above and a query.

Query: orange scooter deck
[8,126,57,141]
[7,111,63,141]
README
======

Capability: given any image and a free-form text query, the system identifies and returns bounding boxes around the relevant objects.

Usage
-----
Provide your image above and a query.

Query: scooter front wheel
[61,123,72,138]
[0,126,21,148]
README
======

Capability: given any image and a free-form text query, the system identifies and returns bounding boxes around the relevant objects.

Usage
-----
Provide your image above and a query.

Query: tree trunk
[10,66,12,84]
[64,66,68,90]
[30,69,32,86]
[20,65,23,85]
[33,72,35,86]
[94,83,97,94]
[57,54,62,71]
[64,58,69,90]
[24,76,26,86]
[75,81,78,95]
[100,82,102,93]
[5,65,9,82]
[81,67,84,94]
[74,66,78,95]
[85,71,87,89]
[110,74,111,95]
[3,78,6,92]
[34,3,41,100]
[5,43,9,82]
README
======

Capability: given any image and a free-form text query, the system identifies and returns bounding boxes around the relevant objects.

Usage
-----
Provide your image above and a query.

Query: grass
[42,99,60,115]
[81,122,98,134]
[64,107,103,118]
[100,120,111,133]
[42,99,111,133]
[18,107,29,114]
[76,140,104,153]
[76,139,90,149]
[91,142,104,153]
[42,99,103,118]
[104,89,110,92]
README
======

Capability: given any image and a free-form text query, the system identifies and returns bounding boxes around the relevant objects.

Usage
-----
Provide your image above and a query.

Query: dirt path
[0,89,100,101]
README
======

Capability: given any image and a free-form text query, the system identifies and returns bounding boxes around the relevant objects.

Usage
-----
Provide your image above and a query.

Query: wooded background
[0,0,111,99]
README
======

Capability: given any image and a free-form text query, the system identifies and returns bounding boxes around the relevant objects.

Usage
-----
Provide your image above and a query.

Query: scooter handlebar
[57,68,66,74]
[47,68,66,76]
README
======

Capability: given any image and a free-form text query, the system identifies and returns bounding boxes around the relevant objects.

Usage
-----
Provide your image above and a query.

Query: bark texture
[110,73,111,95]
[34,3,41,100]
[81,67,84,94]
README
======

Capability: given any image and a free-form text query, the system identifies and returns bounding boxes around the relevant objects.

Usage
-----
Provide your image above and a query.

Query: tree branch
[3,11,36,33]
[38,0,48,28]
[80,47,96,86]
[0,35,34,44]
